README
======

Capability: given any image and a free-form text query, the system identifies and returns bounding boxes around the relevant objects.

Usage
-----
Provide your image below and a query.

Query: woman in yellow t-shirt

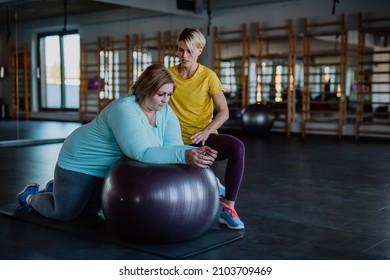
[169,28,245,230]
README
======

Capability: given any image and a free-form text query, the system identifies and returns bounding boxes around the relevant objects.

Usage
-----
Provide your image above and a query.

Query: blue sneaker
[39,180,54,193]
[17,183,39,209]
[216,177,226,198]
[219,203,245,230]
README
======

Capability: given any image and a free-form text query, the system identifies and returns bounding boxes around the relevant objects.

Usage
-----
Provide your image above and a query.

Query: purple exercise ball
[102,157,219,244]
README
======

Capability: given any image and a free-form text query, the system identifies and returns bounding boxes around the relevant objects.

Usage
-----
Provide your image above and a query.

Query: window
[38,32,80,110]
[220,61,237,97]
[163,55,180,69]
[99,49,120,101]
[133,50,152,82]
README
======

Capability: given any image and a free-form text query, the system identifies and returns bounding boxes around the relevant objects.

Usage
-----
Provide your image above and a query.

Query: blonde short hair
[177,28,206,54]
[130,64,175,103]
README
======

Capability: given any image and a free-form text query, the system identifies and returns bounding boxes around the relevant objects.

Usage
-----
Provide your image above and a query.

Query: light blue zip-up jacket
[58,95,194,178]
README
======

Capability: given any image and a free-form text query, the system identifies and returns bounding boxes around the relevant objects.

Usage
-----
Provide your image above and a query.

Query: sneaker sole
[219,217,245,230]
[17,184,39,198]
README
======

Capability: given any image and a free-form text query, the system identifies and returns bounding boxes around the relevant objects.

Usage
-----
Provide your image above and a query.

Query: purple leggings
[203,133,245,202]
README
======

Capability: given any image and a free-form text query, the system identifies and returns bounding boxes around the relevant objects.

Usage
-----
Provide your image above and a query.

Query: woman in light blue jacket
[17,64,217,221]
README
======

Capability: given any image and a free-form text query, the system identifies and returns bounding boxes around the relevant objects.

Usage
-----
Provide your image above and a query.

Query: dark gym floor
[1,120,390,260]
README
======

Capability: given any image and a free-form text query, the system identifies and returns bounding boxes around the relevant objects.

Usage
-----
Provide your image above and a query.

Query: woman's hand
[189,129,212,146]
[185,146,218,168]
[198,145,218,160]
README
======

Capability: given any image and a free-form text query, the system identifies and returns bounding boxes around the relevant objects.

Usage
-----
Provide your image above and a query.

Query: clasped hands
[185,146,217,168]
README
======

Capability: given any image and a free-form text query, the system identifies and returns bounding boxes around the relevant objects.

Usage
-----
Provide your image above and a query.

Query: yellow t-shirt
[169,64,224,145]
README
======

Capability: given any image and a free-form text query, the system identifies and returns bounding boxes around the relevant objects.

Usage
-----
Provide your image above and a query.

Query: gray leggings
[30,164,104,221]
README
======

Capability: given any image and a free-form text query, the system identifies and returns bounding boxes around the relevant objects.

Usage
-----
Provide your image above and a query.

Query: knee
[236,138,245,157]
[229,136,245,158]
[210,134,245,160]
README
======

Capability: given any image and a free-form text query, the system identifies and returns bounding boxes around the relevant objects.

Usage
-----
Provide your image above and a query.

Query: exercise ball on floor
[102,157,219,244]
[241,103,275,135]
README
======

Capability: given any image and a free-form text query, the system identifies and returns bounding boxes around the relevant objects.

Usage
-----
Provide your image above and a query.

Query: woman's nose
[162,95,169,103]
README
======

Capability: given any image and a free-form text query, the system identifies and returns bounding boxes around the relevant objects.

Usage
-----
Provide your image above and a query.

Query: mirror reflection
[0,0,389,143]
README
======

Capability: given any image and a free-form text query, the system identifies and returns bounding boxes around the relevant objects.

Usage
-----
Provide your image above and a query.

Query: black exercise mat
[0,203,243,259]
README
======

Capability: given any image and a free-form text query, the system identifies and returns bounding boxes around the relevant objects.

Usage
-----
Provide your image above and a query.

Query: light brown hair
[131,64,175,103]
